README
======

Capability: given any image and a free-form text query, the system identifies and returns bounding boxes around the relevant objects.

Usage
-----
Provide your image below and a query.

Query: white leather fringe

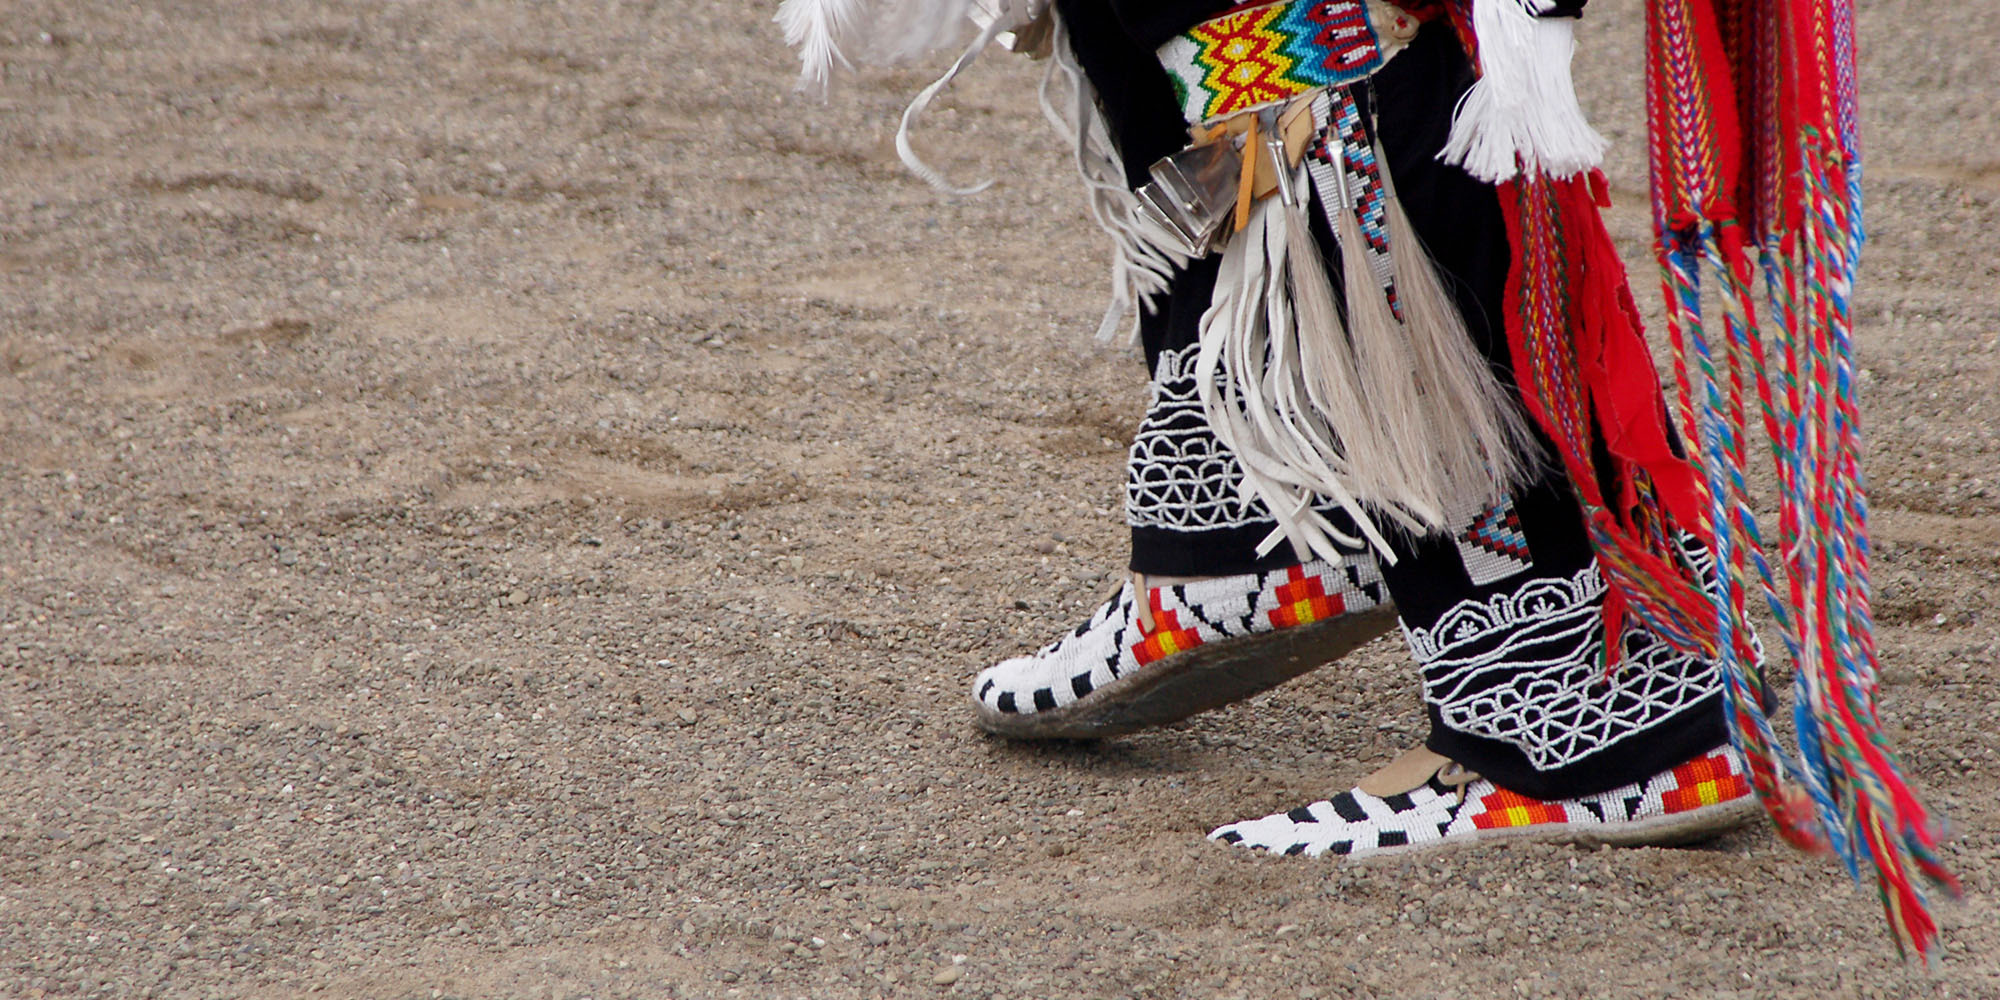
[1198,204,1394,562]
[1041,19,1190,343]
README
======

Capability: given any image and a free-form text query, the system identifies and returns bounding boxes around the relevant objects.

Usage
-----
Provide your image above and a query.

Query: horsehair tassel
[1324,197,1443,524]
[1278,170,1385,494]
[1380,185,1539,500]
[1442,0,1608,183]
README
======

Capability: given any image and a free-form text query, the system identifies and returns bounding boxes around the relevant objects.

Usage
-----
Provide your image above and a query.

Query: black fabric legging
[1055,0,1727,798]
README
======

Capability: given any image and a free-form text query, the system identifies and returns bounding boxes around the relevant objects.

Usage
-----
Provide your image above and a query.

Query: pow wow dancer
[779,0,1954,958]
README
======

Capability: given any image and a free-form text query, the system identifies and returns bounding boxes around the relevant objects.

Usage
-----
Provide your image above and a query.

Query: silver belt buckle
[1136,140,1240,257]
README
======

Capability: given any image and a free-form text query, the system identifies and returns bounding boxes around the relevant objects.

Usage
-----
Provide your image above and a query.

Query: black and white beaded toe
[1211,744,1760,858]
[971,560,1395,740]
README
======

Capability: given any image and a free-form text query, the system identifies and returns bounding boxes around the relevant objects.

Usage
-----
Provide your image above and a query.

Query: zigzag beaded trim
[1157,0,1428,125]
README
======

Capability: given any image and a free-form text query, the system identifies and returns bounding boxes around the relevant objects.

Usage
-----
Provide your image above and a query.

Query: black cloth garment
[1056,0,1727,799]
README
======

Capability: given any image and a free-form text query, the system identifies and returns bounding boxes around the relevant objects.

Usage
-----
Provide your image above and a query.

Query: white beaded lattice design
[1402,560,1725,770]
[1125,344,1271,532]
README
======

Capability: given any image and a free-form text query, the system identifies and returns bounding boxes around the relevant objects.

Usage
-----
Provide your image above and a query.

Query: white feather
[776,0,868,99]
[866,0,981,63]
[778,0,998,98]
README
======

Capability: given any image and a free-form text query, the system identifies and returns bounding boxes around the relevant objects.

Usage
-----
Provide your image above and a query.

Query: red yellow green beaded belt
[1157,0,1430,126]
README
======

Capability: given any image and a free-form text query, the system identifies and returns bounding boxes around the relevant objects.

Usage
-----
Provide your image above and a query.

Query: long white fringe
[1199,156,1537,562]
[1197,206,1393,562]
[1440,0,1607,183]
[1040,20,1188,343]
[1326,169,1447,528]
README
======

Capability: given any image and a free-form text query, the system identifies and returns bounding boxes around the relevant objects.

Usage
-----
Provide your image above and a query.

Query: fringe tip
[1441,0,1608,183]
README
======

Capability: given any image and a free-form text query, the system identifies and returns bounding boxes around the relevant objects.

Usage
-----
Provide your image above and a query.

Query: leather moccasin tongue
[1356,746,1456,798]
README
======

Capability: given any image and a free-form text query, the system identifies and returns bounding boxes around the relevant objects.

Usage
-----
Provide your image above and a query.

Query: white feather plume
[776,0,868,99]
[777,0,990,99]
[868,0,982,62]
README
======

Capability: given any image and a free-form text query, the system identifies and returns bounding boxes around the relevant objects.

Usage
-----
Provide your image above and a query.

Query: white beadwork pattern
[1125,343,1272,532]
[1211,745,1751,858]
[1402,561,1724,771]
[973,558,1387,719]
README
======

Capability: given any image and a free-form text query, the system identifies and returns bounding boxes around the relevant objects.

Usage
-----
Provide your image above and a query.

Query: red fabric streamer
[1495,172,1718,664]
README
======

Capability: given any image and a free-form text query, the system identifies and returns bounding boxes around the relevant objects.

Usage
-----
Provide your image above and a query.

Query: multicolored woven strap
[1157,0,1428,125]
[1495,171,1720,668]
[1303,88,1400,311]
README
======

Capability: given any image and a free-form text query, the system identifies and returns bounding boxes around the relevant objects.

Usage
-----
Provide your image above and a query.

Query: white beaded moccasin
[972,560,1396,739]
[1211,743,1760,857]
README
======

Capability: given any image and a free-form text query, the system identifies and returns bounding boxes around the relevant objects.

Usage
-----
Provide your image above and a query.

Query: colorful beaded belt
[1157,0,1430,126]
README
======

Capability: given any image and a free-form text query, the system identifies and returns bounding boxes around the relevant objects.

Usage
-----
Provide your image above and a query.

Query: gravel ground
[2,1,1996,997]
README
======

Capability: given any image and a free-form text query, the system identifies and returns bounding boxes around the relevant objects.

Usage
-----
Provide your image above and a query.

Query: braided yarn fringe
[1496,173,1718,663]
[1645,0,1956,961]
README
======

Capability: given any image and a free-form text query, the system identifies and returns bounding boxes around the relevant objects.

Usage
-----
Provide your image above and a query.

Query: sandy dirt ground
[3,1,1997,997]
